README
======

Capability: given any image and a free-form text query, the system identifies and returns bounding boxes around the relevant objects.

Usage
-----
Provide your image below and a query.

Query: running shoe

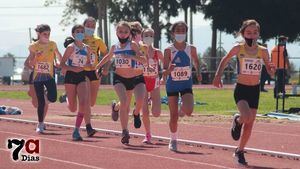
[168,139,177,151]
[36,123,44,134]
[72,128,83,141]
[59,94,67,103]
[142,133,152,144]
[133,111,141,129]
[231,114,243,141]
[86,124,97,137]
[111,101,119,121]
[233,148,248,166]
[121,129,130,144]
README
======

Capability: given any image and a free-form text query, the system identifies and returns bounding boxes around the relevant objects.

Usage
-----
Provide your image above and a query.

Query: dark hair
[71,24,84,34]
[32,24,51,42]
[64,24,84,48]
[83,17,96,26]
[169,21,188,33]
[35,24,51,33]
[278,35,288,43]
[64,37,74,48]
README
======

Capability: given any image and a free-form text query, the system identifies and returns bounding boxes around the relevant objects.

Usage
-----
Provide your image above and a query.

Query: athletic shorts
[64,71,86,85]
[234,83,260,109]
[113,73,145,91]
[167,88,193,97]
[84,70,99,82]
[144,76,159,92]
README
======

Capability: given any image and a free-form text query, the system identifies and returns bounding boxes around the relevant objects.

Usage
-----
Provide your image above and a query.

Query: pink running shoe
[142,133,152,144]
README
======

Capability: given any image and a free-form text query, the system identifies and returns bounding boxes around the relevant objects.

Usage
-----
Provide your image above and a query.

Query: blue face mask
[84,27,95,36]
[75,33,85,42]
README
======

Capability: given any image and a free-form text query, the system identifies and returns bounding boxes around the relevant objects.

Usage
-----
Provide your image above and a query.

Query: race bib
[241,58,262,75]
[115,54,131,68]
[171,66,191,81]
[135,61,144,70]
[90,53,96,65]
[143,59,158,76]
[72,55,87,67]
[36,62,51,74]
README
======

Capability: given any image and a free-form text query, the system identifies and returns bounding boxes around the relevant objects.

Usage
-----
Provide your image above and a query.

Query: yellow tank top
[83,35,107,71]
[237,44,263,76]
[29,41,57,81]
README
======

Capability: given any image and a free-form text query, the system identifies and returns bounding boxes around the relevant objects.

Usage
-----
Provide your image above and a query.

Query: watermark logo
[7,138,40,162]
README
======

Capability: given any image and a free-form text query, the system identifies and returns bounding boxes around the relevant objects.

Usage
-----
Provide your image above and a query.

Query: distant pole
[189,8,193,44]
[29,28,32,43]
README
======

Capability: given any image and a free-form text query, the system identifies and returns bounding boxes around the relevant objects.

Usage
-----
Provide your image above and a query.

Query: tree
[44,0,109,46]
[202,0,300,71]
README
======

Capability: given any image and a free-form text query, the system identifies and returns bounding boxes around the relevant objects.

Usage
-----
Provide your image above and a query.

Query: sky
[1,0,300,70]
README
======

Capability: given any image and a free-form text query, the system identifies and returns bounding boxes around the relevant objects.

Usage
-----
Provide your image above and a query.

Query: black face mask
[118,36,129,44]
[244,37,254,47]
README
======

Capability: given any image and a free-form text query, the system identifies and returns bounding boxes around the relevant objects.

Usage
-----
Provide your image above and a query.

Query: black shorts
[167,88,193,97]
[84,70,99,82]
[113,74,145,91]
[234,83,260,109]
[133,74,145,87]
[64,71,86,85]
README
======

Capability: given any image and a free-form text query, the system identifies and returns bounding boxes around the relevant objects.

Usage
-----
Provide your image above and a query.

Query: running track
[0,97,300,168]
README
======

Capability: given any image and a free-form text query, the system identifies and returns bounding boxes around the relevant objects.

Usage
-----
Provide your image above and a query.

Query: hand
[168,64,176,72]
[213,75,223,88]
[197,73,202,82]
[160,78,165,85]
[268,62,276,77]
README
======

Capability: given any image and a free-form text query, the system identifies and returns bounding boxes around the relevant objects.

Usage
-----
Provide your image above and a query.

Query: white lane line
[0,148,104,169]
[0,130,236,169]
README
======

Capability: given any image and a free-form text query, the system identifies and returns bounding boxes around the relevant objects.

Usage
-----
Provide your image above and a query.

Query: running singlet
[237,44,263,76]
[143,50,159,77]
[67,43,89,68]
[83,35,107,70]
[113,42,136,69]
[29,41,57,82]
[166,44,193,92]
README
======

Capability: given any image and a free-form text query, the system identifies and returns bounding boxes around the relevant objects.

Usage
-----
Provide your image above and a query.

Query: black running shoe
[233,149,248,166]
[111,101,119,121]
[231,114,243,141]
[121,129,130,144]
[133,112,141,129]
[86,124,97,137]
[59,94,67,103]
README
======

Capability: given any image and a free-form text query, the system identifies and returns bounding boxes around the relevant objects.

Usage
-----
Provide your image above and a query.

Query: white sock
[170,132,177,141]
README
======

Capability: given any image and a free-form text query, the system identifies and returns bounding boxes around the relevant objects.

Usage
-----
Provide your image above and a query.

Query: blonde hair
[239,19,260,36]
[116,21,131,31]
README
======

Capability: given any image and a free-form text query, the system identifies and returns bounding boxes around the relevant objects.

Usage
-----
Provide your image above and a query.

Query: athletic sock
[170,132,177,141]
[75,112,84,128]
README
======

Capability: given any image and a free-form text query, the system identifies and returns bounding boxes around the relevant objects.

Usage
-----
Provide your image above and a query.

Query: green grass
[1,88,299,115]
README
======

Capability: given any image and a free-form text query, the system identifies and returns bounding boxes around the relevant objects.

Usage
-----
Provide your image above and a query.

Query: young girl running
[82,17,108,136]
[96,21,146,144]
[163,21,201,151]
[60,24,93,141]
[213,19,275,166]
[28,24,62,133]
[141,28,164,144]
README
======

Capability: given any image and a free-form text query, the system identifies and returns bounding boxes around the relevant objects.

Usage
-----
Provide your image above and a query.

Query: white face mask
[143,37,154,46]
[174,34,186,43]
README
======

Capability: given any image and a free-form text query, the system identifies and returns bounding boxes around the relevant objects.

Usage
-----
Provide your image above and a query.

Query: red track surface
[0,98,300,169]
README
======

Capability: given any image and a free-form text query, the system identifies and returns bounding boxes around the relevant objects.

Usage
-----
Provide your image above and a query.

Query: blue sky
[1,0,299,69]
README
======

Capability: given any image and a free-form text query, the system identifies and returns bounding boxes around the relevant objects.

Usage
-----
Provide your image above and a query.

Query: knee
[240,113,252,124]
